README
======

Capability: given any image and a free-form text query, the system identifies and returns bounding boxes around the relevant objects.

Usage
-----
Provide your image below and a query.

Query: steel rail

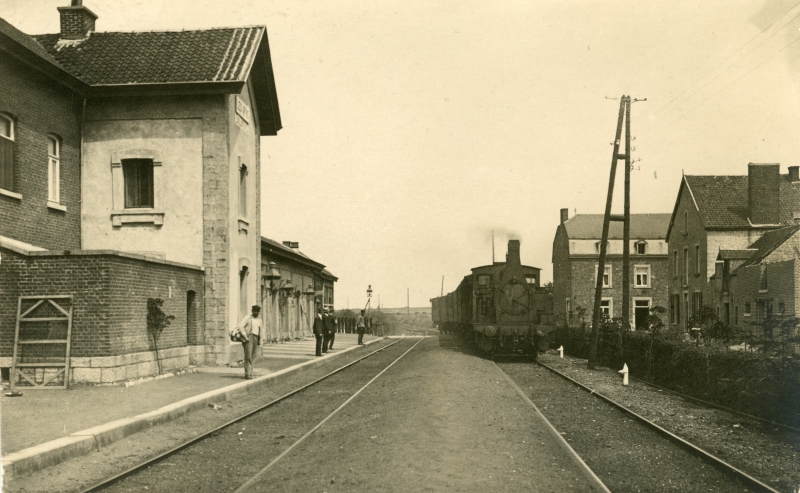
[78,338,406,493]
[233,335,427,493]
[494,362,612,493]
[628,374,800,433]
[536,361,781,493]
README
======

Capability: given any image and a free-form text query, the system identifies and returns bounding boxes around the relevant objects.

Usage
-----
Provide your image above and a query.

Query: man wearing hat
[237,305,262,379]
[323,307,336,351]
[313,308,325,356]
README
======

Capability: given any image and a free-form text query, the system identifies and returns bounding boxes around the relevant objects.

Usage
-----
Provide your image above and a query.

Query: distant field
[378,307,431,315]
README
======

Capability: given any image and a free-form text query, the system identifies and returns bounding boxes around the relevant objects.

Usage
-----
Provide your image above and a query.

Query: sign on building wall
[235,96,251,132]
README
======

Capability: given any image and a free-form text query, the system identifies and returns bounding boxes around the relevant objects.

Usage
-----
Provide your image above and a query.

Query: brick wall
[667,184,709,329]
[730,259,796,336]
[0,56,82,250]
[1,247,203,373]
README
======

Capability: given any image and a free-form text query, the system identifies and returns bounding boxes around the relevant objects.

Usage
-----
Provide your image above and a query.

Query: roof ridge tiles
[33,25,265,35]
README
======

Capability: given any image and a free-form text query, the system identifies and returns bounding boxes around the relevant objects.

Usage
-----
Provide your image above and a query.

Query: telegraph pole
[588,95,645,370]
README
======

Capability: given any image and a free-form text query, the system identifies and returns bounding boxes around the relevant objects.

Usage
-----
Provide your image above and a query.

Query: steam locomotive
[430,240,554,357]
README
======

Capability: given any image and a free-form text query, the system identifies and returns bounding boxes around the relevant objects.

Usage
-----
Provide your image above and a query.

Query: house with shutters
[665,164,800,333]
[552,209,671,330]
[0,1,281,385]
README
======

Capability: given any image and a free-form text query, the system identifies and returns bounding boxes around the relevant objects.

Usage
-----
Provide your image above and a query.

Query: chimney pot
[748,163,780,225]
[560,208,569,225]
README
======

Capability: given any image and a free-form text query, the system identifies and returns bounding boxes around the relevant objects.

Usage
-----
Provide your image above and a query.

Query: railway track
[498,360,785,493]
[78,337,424,493]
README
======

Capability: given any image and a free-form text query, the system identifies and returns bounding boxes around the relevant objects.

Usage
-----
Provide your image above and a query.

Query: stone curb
[2,338,384,479]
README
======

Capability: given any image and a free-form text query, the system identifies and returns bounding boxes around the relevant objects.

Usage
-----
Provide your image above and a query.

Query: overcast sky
[3,0,799,309]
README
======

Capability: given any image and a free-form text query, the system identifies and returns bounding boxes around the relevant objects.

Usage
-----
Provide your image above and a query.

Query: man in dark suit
[323,307,336,351]
[313,308,324,356]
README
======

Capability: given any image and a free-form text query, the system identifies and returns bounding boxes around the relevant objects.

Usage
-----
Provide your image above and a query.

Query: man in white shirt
[238,305,262,379]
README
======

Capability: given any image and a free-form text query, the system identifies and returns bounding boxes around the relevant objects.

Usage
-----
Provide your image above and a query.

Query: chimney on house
[560,208,569,225]
[58,0,97,40]
[506,240,521,267]
[788,166,799,183]
[748,163,780,225]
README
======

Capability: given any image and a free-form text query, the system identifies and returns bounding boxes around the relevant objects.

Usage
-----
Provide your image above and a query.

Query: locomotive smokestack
[507,240,521,267]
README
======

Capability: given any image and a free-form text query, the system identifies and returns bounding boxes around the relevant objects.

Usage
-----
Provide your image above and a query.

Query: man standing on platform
[357,309,366,345]
[238,305,262,379]
[313,308,325,356]
[323,307,336,351]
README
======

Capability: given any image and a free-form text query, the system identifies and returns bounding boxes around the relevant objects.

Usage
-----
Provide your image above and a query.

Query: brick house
[665,164,800,333]
[552,209,671,330]
[712,226,800,340]
[260,238,337,342]
[0,3,281,384]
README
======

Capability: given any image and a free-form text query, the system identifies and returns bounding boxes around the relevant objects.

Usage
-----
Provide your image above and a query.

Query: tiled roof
[32,27,264,85]
[740,224,800,267]
[563,214,671,240]
[0,17,62,68]
[684,175,800,229]
[717,249,756,261]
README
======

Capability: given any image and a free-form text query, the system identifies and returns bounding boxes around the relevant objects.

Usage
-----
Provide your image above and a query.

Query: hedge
[622,332,799,427]
[553,326,799,427]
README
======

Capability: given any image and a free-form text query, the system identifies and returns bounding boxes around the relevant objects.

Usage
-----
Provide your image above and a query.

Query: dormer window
[635,240,647,255]
[595,241,609,253]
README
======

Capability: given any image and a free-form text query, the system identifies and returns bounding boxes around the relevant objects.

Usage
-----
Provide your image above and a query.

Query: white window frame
[600,297,613,319]
[595,264,612,288]
[635,240,647,255]
[47,135,60,204]
[633,297,652,330]
[110,148,164,226]
[634,264,651,288]
[0,113,19,198]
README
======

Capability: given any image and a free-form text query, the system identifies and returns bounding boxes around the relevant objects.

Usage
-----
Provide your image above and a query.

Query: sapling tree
[147,298,175,375]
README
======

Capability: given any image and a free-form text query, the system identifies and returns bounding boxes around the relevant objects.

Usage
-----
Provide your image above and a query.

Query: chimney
[560,208,569,225]
[789,166,799,183]
[506,240,521,267]
[58,0,98,40]
[748,163,780,225]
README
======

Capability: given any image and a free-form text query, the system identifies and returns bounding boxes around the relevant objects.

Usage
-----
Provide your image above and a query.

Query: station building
[260,238,337,342]
[552,209,671,330]
[0,2,283,384]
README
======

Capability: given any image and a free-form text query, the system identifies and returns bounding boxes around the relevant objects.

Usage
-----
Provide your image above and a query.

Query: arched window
[0,113,15,191]
[47,135,60,203]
